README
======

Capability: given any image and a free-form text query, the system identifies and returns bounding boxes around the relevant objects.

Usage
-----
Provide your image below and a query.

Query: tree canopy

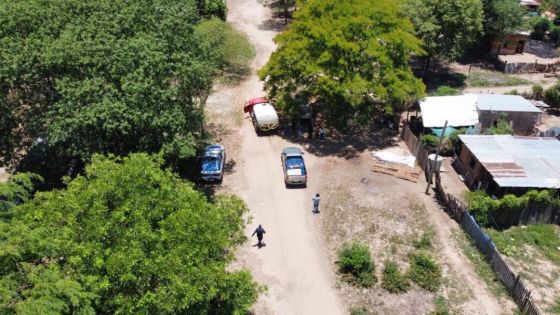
[482,0,526,38]
[0,153,258,314]
[258,0,425,129]
[404,0,483,69]
[0,0,243,184]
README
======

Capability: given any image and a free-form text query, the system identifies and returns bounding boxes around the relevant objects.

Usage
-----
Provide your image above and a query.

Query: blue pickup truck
[201,144,226,182]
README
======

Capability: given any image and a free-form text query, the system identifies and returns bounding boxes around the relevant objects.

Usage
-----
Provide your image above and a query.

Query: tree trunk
[496,39,504,57]
[423,55,432,80]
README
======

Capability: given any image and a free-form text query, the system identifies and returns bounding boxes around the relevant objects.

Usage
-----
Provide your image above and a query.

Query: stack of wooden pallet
[371,160,421,183]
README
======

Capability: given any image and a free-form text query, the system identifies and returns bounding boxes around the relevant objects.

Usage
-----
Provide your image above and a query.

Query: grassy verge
[486,225,560,266]
[454,229,510,299]
[466,72,530,87]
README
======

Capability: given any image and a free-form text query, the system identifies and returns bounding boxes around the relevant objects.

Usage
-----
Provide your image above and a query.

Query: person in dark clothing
[252,224,266,247]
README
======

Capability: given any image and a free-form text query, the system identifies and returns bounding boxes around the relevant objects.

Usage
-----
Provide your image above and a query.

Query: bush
[531,17,552,40]
[431,85,461,96]
[413,231,434,250]
[551,26,560,42]
[381,261,410,293]
[486,113,513,135]
[533,84,544,100]
[429,296,451,315]
[421,134,439,150]
[545,82,560,109]
[337,242,377,287]
[408,253,442,292]
[467,189,557,227]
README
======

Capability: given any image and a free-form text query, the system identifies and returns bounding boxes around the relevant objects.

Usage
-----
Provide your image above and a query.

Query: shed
[474,94,542,135]
[418,94,542,135]
[455,135,560,195]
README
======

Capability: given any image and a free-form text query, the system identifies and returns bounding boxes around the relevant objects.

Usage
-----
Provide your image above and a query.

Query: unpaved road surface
[206,0,344,314]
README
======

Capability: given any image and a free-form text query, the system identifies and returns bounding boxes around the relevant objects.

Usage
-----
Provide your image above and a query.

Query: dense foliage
[467,189,556,227]
[337,242,377,287]
[408,253,442,292]
[404,0,483,73]
[0,173,41,213]
[544,82,560,110]
[0,154,258,314]
[482,0,526,54]
[0,0,245,184]
[381,261,410,293]
[486,114,513,135]
[259,0,425,129]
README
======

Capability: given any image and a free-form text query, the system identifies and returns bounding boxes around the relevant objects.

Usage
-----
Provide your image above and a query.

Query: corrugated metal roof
[475,94,542,113]
[459,135,560,188]
[419,95,479,128]
[419,94,540,128]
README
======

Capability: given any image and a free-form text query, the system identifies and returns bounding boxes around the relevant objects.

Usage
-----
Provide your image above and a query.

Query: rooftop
[459,135,560,188]
[475,94,542,113]
[419,94,541,128]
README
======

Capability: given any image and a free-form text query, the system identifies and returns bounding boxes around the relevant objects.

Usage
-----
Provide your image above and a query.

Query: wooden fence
[401,126,542,315]
[401,125,429,171]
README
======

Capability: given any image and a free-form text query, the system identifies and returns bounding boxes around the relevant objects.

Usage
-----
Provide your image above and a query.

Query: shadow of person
[252,243,267,249]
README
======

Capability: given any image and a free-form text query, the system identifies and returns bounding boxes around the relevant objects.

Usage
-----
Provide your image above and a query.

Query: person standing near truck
[252,224,266,247]
[312,193,321,213]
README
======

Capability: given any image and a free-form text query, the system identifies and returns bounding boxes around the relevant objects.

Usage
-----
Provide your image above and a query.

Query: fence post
[512,274,520,293]
[521,291,532,312]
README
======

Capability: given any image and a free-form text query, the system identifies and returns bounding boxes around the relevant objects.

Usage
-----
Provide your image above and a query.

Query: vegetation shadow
[257,18,287,32]
[275,122,399,159]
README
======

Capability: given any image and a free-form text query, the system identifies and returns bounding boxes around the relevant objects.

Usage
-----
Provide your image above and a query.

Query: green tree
[0,173,42,213]
[259,0,425,129]
[404,0,484,76]
[0,0,238,183]
[0,154,258,314]
[482,0,526,55]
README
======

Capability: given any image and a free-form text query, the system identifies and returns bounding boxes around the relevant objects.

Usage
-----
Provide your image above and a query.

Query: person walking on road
[312,193,321,213]
[252,224,266,248]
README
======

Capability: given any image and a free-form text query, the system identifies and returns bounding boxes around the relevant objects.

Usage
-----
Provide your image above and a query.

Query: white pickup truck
[243,97,279,134]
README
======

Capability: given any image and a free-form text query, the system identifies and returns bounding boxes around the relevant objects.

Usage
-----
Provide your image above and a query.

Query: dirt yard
[205,0,518,314]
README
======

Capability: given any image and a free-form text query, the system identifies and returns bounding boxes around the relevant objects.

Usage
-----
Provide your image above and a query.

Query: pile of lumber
[371,160,421,183]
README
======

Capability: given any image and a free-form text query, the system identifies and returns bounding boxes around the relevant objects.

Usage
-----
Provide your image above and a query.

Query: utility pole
[425,120,447,195]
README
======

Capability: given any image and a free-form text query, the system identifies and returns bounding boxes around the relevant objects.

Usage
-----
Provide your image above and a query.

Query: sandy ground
[206,0,344,314]
[205,1,517,314]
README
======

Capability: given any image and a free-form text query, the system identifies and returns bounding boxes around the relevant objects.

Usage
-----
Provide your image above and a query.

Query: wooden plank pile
[371,160,421,183]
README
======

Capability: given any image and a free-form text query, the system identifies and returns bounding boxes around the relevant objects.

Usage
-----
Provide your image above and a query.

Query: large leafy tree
[259,0,425,129]
[482,0,526,54]
[404,0,484,74]
[0,0,231,181]
[0,153,258,314]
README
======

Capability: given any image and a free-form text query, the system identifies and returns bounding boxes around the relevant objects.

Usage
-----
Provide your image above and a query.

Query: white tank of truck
[243,97,279,133]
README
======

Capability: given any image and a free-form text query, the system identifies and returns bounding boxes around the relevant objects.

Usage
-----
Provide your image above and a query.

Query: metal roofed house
[454,135,560,196]
[418,94,543,135]
[475,94,542,135]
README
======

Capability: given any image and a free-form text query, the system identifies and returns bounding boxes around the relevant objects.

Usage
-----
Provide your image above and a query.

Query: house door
[516,41,525,54]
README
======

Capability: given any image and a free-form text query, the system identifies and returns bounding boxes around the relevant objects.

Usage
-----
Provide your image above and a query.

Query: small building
[455,135,560,196]
[475,94,542,135]
[490,32,530,55]
[419,94,542,135]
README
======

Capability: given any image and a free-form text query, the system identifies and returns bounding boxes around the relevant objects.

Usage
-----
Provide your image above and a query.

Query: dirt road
[206,0,344,314]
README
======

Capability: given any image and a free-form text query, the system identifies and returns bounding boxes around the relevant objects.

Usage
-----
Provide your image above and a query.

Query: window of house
[469,156,476,169]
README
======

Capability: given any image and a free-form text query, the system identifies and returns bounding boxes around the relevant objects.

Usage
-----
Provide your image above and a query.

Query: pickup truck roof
[282,147,303,157]
[204,144,223,156]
